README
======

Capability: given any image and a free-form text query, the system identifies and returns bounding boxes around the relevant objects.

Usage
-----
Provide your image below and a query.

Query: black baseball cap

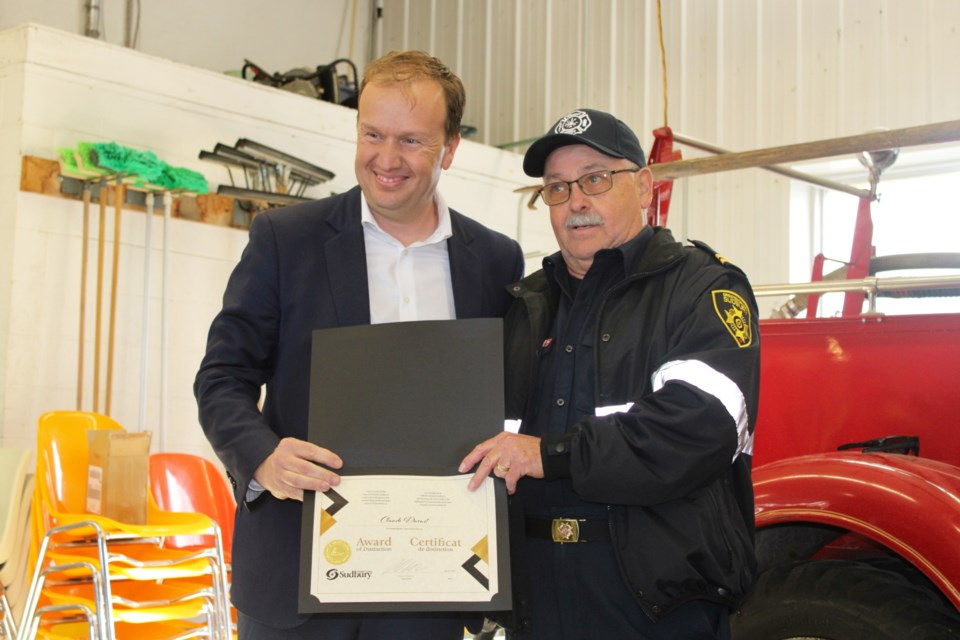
[523,108,646,177]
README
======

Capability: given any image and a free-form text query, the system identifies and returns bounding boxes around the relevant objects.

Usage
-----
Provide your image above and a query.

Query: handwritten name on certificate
[308,475,499,604]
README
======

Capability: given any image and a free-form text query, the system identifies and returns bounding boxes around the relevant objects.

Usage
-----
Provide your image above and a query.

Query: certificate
[306,475,499,607]
[299,319,512,613]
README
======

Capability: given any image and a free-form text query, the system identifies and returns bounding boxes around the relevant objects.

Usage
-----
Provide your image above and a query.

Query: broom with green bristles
[61,141,209,413]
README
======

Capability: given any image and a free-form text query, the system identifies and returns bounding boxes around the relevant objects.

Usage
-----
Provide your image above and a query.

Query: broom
[65,141,209,414]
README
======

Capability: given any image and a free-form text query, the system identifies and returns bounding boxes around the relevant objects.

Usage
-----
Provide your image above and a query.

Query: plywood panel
[546,0,586,126]
[378,0,408,52]
[613,0,650,133]
[884,0,931,129]
[461,0,490,141]
[927,0,960,124]
[680,0,719,141]
[432,0,461,72]
[676,1,720,243]
[517,0,549,148]
[758,0,799,147]
[485,0,517,146]
[797,0,841,139]
[838,0,885,135]
[582,0,613,110]
[659,0,684,131]
[407,0,434,52]
[721,0,760,149]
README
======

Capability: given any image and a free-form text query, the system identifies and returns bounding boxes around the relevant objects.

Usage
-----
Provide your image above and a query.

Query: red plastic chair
[148,453,236,564]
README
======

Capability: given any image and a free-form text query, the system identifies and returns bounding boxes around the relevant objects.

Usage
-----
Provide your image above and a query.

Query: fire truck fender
[752,451,960,608]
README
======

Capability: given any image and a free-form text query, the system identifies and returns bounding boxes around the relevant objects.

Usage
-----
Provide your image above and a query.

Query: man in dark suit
[195,50,524,639]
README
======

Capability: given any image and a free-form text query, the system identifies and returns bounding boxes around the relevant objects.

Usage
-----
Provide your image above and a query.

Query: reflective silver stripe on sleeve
[651,359,753,460]
[595,402,635,417]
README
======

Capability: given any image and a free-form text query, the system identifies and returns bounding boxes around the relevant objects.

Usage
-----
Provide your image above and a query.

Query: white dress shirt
[361,192,456,324]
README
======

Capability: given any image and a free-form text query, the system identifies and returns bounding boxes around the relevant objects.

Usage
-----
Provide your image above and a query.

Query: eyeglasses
[537,168,641,206]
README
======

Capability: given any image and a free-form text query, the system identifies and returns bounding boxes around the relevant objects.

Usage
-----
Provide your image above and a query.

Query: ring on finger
[495,463,510,473]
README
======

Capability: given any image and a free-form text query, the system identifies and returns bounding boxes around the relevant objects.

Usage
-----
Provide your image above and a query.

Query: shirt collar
[544,225,654,295]
[360,191,453,246]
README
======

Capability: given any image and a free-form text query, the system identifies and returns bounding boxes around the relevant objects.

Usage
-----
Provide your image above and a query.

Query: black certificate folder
[300,318,512,614]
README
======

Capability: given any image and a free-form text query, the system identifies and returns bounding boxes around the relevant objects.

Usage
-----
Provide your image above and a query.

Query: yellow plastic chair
[22,555,220,639]
[36,618,210,640]
[21,411,231,640]
[0,447,32,636]
[44,580,213,621]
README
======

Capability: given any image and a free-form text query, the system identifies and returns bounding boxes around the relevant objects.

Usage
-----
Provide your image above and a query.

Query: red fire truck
[648,128,960,639]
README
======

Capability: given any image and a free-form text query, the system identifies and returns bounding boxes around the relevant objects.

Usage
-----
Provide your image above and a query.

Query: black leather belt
[526,517,610,543]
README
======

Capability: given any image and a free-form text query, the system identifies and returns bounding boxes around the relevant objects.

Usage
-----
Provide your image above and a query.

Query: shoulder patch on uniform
[712,290,752,347]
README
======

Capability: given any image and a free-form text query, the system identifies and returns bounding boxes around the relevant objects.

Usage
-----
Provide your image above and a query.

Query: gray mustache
[565,212,604,229]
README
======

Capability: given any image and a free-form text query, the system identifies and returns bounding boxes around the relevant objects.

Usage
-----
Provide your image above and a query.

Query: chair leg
[22,522,117,640]
[24,602,99,640]
[212,526,232,640]
[1,587,18,639]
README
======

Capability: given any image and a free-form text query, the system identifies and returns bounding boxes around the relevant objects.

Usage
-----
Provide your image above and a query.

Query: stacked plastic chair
[1,583,16,639]
[149,453,237,636]
[148,454,235,564]
[19,411,231,639]
[1,448,34,639]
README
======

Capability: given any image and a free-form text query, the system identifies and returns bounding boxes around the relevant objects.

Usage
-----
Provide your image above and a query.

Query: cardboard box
[86,430,152,524]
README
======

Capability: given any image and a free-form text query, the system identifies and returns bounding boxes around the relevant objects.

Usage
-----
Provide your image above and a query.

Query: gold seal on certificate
[323,540,351,565]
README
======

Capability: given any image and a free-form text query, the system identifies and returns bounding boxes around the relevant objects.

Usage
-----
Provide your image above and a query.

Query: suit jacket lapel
[448,210,483,319]
[325,189,371,327]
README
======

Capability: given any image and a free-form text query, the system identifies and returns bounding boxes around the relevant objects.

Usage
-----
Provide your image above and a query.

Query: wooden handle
[650,120,960,180]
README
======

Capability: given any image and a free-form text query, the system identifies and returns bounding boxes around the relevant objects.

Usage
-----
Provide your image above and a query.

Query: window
[793,153,960,317]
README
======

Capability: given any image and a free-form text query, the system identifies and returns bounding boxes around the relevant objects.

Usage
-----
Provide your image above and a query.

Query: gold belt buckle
[551,518,580,543]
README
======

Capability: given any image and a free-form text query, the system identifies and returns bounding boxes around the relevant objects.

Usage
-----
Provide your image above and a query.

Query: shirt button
[403,296,410,304]
[556,398,565,407]
[601,333,611,342]
[564,344,573,353]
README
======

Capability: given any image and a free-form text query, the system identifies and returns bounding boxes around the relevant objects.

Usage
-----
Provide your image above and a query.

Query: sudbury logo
[554,110,592,135]
[326,568,373,580]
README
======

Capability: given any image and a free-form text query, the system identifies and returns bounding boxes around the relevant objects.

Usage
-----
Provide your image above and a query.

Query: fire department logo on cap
[712,290,752,347]
[554,110,592,135]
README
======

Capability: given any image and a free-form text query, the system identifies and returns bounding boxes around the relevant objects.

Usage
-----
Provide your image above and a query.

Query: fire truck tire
[731,559,960,640]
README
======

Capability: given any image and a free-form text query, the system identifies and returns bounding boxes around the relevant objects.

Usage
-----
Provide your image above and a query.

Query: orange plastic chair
[22,411,231,640]
[149,453,236,561]
[150,453,238,635]
[37,618,211,640]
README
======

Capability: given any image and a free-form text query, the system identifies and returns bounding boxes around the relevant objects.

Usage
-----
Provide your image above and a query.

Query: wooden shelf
[19,156,264,229]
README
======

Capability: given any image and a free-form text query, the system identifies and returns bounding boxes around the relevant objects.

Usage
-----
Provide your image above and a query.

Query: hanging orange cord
[657,0,668,127]
[647,0,681,227]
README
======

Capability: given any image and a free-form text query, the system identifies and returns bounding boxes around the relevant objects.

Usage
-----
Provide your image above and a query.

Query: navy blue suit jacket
[195,186,524,628]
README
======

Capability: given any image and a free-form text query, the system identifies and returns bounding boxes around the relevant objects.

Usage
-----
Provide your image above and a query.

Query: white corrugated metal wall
[371,0,960,287]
